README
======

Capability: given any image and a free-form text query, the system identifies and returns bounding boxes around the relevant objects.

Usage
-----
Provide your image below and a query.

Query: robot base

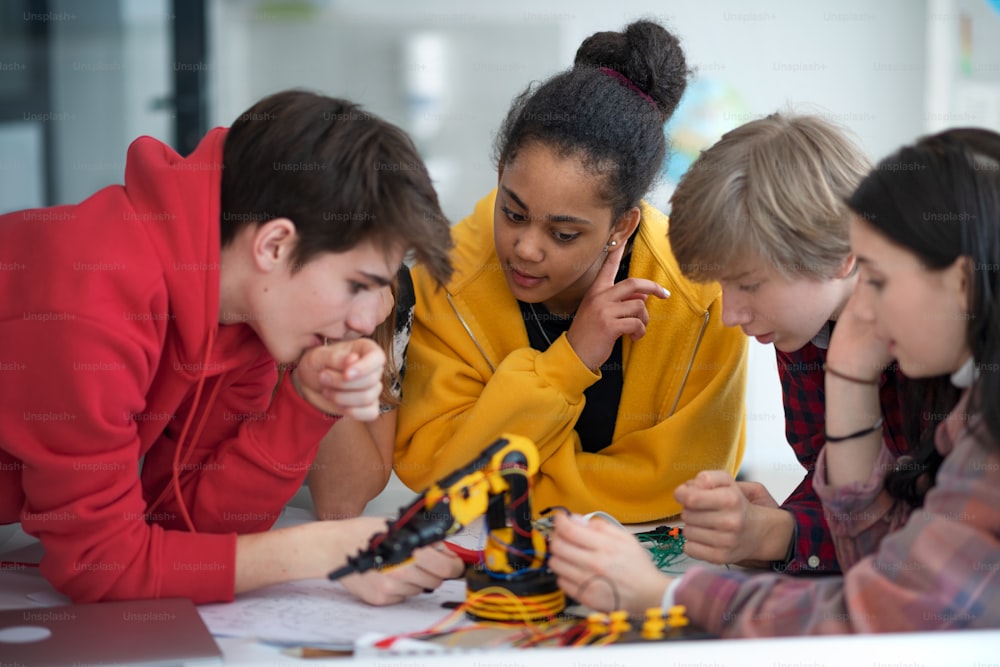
[465,567,566,622]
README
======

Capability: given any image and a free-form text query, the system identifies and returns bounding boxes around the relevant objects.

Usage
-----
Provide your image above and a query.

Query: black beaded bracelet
[823,363,880,386]
[825,416,884,443]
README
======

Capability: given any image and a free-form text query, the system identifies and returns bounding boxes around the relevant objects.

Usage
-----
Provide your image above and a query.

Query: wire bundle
[636,525,687,571]
[464,586,566,623]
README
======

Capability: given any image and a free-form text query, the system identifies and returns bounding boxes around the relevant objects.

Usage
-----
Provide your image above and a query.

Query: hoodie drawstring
[147,328,218,532]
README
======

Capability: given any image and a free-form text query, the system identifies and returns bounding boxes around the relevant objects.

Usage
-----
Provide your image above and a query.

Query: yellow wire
[466,591,564,622]
[465,585,565,622]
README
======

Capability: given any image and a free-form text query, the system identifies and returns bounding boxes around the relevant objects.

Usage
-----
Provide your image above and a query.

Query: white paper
[198,578,467,646]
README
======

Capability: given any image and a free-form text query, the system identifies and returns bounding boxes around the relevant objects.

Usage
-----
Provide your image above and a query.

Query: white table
[3,477,999,665]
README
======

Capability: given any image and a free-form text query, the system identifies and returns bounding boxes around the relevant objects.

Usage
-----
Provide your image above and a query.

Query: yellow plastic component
[608,609,631,633]
[666,604,690,628]
[434,434,540,525]
[586,612,609,634]
[641,607,666,639]
[482,526,548,572]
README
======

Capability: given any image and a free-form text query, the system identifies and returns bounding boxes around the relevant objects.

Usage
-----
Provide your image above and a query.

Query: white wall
[209,2,563,223]
[0,122,44,214]
[926,0,1000,132]
[259,0,929,159]
[47,0,171,206]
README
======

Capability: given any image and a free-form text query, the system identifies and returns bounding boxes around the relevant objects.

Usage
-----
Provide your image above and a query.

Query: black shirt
[516,251,631,453]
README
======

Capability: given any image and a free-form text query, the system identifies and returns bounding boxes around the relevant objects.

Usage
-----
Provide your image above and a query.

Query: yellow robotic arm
[328,434,563,620]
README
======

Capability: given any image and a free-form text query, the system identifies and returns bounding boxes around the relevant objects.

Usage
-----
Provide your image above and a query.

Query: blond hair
[668,113,870,281]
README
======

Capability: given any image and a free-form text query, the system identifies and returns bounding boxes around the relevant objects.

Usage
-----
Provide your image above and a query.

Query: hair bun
[574,19,690,120]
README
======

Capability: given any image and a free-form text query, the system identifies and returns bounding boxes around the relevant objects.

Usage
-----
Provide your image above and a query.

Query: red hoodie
[0,129,334,603]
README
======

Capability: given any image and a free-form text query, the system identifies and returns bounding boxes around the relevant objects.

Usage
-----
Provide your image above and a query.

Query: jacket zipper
[446,292,496,373]
[667,309,710,417]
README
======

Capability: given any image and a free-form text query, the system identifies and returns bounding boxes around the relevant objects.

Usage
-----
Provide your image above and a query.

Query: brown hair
[220,90,453,286]
[372,275,401,407]
[668,113,870,282]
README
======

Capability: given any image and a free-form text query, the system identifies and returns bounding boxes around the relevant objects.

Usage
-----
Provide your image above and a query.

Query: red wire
[443,541,482,564]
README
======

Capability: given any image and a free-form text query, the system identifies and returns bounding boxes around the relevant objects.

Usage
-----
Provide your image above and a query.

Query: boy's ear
[251,218,297,272]
[833,252,857,280]
[610,206,641,246]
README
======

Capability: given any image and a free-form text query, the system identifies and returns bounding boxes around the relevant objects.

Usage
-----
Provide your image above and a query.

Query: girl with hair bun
[394,20,748,522]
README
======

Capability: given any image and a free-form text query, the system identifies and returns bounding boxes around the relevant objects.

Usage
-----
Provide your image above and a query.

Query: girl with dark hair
[394,20,748,522]
[548,128,1000,635]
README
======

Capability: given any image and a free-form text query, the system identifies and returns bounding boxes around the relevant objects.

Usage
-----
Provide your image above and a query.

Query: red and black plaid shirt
[775,331,910,574]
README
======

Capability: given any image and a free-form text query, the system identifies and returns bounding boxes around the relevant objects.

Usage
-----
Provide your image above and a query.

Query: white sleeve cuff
[660,576,683,610]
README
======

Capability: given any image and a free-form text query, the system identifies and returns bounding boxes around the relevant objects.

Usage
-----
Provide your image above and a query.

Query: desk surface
[3,477,999,666]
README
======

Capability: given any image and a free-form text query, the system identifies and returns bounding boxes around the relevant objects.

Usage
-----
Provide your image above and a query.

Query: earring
[603,239,618,253]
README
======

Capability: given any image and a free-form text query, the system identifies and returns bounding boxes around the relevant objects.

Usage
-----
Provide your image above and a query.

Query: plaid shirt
[677,389,1000,636]
[775,330,910,573]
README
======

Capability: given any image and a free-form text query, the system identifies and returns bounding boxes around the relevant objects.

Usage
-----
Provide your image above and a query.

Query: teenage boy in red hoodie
[0,90,462,605]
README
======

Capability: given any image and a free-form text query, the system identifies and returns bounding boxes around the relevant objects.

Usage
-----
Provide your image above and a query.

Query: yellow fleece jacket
[395,191,748,522]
